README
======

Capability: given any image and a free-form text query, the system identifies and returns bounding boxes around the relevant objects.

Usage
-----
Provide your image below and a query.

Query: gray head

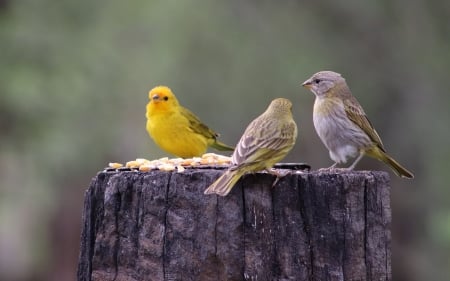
[302,71,347,97]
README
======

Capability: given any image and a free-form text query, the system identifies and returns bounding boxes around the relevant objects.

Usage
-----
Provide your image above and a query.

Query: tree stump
[77,166,391,281]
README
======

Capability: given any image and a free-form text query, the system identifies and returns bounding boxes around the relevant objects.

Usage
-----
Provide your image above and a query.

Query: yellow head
[147,86,180,115]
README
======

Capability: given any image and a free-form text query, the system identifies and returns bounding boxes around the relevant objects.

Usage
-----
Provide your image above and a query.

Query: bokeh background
[1,0,449,280]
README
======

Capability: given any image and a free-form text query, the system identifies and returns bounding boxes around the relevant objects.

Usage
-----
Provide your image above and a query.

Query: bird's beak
[151,94,160,102]
[302,79,312,89]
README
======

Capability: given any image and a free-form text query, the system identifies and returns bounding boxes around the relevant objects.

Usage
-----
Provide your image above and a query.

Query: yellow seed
[126,160,140,168]
[136,158,150,165]
[158,157,169,163]
[158,163,175,171]
[108,162,123,169]
[217,157,231,164]
[202,153,217,158]
[180,159,193,166]
[190,157,202,166]
[109,153,234,171]
[200,158,211,165]
[139,165,154,172]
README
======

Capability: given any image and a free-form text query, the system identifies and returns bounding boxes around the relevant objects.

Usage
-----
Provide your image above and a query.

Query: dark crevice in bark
[214,195,219,257]
[162,172,172,281]
[298,174,314,281]
[86,183,96,281]
[364,176,369,281]
[112,187,121,281]
[342,180,347,281]
[241,181,248,279]
[134,176,143,267]
[270,179,281,279]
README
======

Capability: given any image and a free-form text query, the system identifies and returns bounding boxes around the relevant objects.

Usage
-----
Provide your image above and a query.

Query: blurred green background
[1,0,449,280]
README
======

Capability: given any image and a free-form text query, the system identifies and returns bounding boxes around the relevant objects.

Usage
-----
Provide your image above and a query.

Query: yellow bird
[204,98,298,196]
[146,86,234,158]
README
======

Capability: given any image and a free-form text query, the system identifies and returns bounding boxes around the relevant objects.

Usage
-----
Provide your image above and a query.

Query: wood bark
[77,167,391,281]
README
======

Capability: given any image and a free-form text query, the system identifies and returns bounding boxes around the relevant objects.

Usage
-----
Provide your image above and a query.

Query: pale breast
[313,97,367,163]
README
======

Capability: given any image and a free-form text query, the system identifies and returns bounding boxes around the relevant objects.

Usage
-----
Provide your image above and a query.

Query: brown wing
[343,97,385,151]
[232,117,297,165]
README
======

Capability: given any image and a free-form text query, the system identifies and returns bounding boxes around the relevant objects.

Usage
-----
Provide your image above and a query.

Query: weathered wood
[77,168,391,281]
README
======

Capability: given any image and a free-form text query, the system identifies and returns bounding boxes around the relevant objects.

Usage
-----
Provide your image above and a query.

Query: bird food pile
[106,153,232,173]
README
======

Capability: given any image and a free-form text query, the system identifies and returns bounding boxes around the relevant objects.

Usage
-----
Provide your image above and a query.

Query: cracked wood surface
[77,169,391,281]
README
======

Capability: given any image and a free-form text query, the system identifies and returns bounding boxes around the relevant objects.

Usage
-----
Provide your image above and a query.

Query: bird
[204,98,298,196]
[302,70,414,178]
[146,86,234,158]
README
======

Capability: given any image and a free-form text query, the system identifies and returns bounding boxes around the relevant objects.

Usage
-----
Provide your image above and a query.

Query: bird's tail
[210,140,235,152]
[368,147,414,179]
[204,169,245,196]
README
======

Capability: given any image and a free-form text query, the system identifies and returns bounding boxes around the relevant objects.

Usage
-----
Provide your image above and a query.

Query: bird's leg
[265,168,290,187]
[317,162,338,172]
[328,162,338,169]
[347,152,364,170]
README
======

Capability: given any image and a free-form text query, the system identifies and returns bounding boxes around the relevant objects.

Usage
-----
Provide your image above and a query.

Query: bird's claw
[267,168,291,187]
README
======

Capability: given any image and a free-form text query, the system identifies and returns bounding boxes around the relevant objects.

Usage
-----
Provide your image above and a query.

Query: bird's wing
[232,118,296,165]
[179,106,218,139]
[343,97,385,151]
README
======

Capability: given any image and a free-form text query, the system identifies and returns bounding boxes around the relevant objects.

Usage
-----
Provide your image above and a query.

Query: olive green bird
[204,98,298,196]
[302,70,414,178]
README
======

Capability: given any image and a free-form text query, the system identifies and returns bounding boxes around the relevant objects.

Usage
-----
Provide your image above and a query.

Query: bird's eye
[314,79,321,84]
[163,96,169,101]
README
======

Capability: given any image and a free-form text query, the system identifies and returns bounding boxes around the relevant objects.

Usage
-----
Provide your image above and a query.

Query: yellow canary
[146,86,234,158]
[302,70,414,178]
[204,98,298,196]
